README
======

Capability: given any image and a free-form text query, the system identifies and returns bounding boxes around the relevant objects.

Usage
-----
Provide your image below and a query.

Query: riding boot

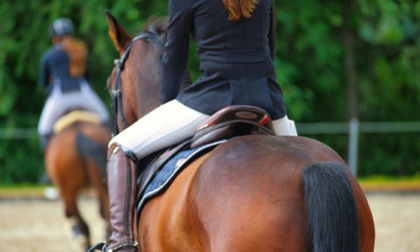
[106,144,138,252]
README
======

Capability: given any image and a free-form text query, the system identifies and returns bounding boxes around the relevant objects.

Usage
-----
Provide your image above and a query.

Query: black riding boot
[89,144,138,252]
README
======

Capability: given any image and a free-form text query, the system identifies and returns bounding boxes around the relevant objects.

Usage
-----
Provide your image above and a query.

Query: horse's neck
[133,47,162,119]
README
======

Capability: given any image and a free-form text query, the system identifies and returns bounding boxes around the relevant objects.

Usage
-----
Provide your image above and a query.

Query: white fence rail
[297,119,420,176]
[2,119,420,176]
[0,128,38,139]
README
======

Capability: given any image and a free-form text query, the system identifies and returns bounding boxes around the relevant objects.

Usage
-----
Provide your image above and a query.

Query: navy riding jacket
[161,0,286,119]
[39,42,86,95]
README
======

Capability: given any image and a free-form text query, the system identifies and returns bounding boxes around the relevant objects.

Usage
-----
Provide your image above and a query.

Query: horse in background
[44,111,111,251]
[104,11,375,251]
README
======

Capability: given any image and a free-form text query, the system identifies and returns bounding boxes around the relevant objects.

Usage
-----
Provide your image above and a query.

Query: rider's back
[40,37,87,93]
[165,0,286,120]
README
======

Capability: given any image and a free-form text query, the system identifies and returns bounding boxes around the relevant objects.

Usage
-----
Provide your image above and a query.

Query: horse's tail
[303,161,359,252]
[75,129,108,178]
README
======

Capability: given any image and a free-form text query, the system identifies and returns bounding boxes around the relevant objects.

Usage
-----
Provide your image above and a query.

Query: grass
[0,184,48,198]
[358,176,420,192]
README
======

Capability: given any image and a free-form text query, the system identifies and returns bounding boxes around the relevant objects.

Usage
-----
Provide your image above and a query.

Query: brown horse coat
[138,136,375,251]
[45,122,111,250]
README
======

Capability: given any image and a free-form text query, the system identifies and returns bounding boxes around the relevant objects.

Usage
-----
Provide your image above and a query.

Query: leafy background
[0,0,419,183]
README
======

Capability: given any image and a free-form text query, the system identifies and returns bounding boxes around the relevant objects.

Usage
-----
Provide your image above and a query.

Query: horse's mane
[130,17,192,88]
[141,17,169,56]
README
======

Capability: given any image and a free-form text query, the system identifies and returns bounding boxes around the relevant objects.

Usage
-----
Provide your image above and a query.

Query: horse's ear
[105,10,131,52]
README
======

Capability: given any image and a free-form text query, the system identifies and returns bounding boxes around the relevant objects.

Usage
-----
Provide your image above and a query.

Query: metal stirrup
[87,242,106,252]
[87,241,139,252]
[110,242,139,251]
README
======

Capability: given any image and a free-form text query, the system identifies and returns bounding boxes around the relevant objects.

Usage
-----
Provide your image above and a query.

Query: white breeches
[272,115,298,137]
[110,100,210,159]
[110,100,298,160]
[37,81,109,135]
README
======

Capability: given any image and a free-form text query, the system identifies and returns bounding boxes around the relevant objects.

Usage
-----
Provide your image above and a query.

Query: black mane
[141,17,169,55]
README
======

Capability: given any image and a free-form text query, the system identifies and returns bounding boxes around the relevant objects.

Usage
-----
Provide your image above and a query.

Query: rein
[111,33,151,136]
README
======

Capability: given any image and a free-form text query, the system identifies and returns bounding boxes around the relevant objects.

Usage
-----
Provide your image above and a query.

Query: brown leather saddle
[135,105,275,210]
[191,105,275,148]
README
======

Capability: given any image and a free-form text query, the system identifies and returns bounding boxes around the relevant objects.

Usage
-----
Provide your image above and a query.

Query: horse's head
[105,10,168,135]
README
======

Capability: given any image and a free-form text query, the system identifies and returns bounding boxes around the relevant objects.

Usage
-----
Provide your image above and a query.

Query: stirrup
[87,242,106,252]
[88,241,138,252]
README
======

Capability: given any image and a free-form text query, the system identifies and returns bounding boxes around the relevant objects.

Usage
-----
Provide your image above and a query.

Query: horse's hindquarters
[138,135,374,251]
[139,136,311,251]
[189,136,311,251]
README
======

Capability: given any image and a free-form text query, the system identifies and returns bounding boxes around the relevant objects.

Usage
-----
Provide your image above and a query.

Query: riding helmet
[50,17,74,38]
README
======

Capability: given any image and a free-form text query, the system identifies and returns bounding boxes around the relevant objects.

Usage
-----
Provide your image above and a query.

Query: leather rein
[111,33,151,136]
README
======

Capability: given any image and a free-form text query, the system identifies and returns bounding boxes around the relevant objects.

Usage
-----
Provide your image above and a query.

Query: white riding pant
[37,81,110,135]
[110,100,298,160]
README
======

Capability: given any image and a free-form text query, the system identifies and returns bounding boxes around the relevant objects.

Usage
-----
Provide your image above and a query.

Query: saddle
[53,110,101,133]
[191,105,275,148]
[135,105,275,214]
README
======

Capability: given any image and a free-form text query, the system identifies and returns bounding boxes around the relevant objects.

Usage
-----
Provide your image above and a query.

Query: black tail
[303,162,359,252]
[75,132,107,174]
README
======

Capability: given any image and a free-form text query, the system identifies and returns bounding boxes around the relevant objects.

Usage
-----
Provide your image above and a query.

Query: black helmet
[50,18,74,38]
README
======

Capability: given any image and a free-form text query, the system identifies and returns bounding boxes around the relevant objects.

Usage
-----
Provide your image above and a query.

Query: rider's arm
[39,52,50,90]
[160,0,192,104]
[268,0,277,60]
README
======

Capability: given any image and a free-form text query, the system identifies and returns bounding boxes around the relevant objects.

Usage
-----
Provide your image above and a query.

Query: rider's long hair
[62,37,87,77]
[222,0,260,21]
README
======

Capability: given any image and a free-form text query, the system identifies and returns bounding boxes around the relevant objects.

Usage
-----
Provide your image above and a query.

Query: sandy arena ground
[0,193,419,252]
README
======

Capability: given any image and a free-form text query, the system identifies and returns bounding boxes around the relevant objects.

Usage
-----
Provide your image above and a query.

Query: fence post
[348,118,359,176]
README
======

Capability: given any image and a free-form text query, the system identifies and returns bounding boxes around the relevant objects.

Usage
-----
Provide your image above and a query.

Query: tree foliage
[0,0,419,183]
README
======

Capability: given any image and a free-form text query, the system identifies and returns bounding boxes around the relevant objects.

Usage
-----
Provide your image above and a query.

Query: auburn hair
[62,37,87,77]
[222,0,260,21]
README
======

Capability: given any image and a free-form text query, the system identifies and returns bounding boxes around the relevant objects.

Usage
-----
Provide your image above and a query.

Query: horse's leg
[60,188,91,251]
[85,158,111,238]
[46,132,91,251]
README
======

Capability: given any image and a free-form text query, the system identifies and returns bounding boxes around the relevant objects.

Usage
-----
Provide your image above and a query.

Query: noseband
[111,33,151,136]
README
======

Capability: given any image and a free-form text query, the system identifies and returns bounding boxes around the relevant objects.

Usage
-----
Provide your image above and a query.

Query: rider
[97,0,297,251]
[38,17,109,150]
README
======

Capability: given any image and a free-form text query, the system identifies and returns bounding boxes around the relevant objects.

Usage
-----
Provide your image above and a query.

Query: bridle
[111,33,151,136]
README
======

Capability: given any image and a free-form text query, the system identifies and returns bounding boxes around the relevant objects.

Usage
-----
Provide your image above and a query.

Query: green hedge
[1,0,419,183]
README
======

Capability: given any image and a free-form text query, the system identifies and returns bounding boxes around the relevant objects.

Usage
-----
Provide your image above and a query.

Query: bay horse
[105,11,375,251]
[44,111,111,250]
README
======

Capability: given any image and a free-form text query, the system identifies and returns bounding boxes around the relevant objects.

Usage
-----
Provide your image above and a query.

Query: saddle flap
[191,105,275,148]
[136,140,226,217]
[136,140,190,203]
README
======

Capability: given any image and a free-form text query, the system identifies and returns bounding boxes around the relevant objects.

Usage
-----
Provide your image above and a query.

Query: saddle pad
[136,140,226,215]
[53,110,101,133]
